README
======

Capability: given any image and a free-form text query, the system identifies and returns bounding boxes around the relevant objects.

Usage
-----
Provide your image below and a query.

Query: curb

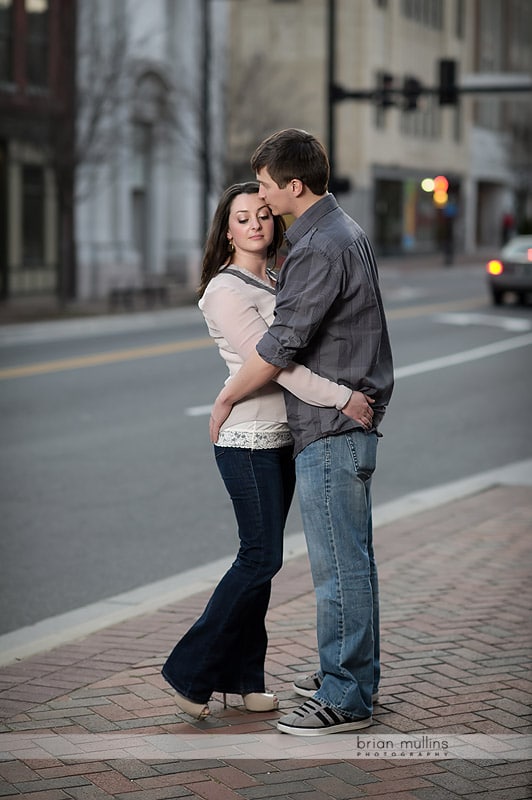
[1,457,530,668]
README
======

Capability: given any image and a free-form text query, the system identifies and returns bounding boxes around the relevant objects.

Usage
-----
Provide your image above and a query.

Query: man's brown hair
[251,128,329,195]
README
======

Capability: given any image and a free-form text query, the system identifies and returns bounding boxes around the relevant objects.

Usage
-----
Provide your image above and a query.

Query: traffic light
[329,175,351,194]
[403,76,422,111]
[421,175,449,206]
[377,72,394,107]
[438,59,458,105]
[433,175,449,206]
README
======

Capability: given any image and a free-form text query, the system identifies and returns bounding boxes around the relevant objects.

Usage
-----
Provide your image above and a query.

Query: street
[1,260,531,636]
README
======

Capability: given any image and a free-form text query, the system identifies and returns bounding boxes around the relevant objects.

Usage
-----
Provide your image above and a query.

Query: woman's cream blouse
[199,266,352,449]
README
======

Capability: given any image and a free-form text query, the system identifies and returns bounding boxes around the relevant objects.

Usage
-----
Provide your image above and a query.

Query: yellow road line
[0,337,213,380]
[0,296,487,381]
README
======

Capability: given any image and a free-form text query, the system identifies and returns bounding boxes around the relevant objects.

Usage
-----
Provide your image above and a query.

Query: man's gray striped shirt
[256,193,394,456]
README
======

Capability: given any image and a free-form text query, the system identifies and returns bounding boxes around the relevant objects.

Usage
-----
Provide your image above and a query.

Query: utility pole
[201,0,211,243]
[326,0,353,193]
[326,0,337,185]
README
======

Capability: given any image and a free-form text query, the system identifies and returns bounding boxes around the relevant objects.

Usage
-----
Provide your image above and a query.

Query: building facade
[469,0,532,249]
[0,0,76,300]
[1,0,530,304]
[1,0,230,303]
[225,0,532,259]
[74,0,228,301]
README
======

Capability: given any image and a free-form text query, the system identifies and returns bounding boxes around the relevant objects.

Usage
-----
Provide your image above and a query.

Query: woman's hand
[209,391,234,443]
[341,391,374,429]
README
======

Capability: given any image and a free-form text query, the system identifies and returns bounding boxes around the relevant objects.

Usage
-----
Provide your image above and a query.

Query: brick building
[0,0,76,301]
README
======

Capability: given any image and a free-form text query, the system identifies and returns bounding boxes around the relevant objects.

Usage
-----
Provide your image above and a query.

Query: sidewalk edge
[1,458,531,667]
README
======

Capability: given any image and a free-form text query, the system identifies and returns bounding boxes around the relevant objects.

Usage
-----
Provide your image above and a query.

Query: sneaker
[277,697,372,736]
[293,671,322,698]
[293,671,379,703]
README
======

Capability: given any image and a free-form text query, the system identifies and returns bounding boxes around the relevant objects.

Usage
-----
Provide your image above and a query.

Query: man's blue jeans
[295,430,379,720]
[162,445,295,704]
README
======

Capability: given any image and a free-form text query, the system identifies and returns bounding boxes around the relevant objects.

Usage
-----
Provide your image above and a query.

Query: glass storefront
[374,174,460,257]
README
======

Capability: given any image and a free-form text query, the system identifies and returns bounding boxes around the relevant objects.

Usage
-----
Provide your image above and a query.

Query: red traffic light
[433,175,449,192]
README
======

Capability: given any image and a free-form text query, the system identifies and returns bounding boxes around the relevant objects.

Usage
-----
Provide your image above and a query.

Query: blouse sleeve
[202,283,352,410]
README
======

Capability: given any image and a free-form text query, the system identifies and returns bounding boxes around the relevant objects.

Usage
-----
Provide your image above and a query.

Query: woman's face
[227,192,275,259]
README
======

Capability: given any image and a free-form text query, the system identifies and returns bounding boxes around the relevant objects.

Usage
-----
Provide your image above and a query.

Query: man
[210,129,394,736]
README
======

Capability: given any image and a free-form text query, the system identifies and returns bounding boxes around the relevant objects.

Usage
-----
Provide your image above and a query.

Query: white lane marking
[434,312,532,332]
[185,404,213,416]
[385,287,428,301]
[394,332,532,379]
[186,333,532,415]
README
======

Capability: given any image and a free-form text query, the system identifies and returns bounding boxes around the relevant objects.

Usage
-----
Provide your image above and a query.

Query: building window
[400,93,441,140]
[0,0,51,90]
[22,164,45,266]
[0,0,13,83]
[402,0,443,30]
[26,0,49,88]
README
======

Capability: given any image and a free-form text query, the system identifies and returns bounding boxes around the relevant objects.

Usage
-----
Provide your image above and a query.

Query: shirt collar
[285,193,339,246]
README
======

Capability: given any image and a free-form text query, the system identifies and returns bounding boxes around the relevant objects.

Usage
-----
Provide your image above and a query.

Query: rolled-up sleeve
[256,243,341,368]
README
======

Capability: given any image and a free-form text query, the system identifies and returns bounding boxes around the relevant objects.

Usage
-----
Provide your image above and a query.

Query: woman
[161,182,352,719]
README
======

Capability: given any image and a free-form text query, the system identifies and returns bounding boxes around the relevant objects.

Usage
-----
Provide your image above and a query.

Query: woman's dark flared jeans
[161,445,295,704]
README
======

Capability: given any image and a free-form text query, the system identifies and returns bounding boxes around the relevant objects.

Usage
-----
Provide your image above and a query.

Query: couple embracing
[161,128,394,737]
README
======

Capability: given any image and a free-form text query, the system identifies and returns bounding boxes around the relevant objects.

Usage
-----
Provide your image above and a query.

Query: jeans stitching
[323,436,351,701]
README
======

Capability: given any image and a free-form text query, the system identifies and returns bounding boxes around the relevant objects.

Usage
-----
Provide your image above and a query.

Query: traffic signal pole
[325,0,531,192]
[330,69,532,110]
[326,0,337,184]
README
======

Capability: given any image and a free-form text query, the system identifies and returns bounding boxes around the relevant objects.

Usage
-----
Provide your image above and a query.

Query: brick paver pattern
[0,485,531,799]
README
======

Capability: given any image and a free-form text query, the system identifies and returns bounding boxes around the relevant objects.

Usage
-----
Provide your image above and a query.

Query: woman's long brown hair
[198,181,285,297]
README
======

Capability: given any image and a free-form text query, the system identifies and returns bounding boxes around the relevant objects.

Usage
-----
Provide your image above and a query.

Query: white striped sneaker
[293,671,379,703]
[277,697,372,736]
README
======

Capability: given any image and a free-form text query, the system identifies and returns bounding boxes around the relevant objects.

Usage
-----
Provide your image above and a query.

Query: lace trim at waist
[216,429,293,450]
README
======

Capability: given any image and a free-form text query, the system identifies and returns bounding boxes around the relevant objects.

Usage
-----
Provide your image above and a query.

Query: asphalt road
[1,260,531,635]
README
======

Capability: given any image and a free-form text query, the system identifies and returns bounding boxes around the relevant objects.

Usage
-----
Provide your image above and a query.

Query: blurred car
[486,235,532,306]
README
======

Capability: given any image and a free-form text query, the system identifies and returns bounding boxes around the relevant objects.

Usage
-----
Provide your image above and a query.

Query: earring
[228,239,235,253]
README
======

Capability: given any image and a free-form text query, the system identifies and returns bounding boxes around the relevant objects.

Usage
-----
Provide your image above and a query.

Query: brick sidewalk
[0,485,531,799]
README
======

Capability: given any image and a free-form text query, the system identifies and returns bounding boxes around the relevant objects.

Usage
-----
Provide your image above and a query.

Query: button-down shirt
[256,193,394,456]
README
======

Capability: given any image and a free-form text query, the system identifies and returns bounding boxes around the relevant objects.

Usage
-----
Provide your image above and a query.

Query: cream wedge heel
[222,692,278,712]
[242,692,279,712]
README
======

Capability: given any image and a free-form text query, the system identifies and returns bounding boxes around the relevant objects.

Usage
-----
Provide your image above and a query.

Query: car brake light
[528,248,532,261]
[487,260,504,276]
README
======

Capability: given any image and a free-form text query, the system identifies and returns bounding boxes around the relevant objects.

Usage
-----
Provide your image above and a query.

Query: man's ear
[290,178,304,197]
